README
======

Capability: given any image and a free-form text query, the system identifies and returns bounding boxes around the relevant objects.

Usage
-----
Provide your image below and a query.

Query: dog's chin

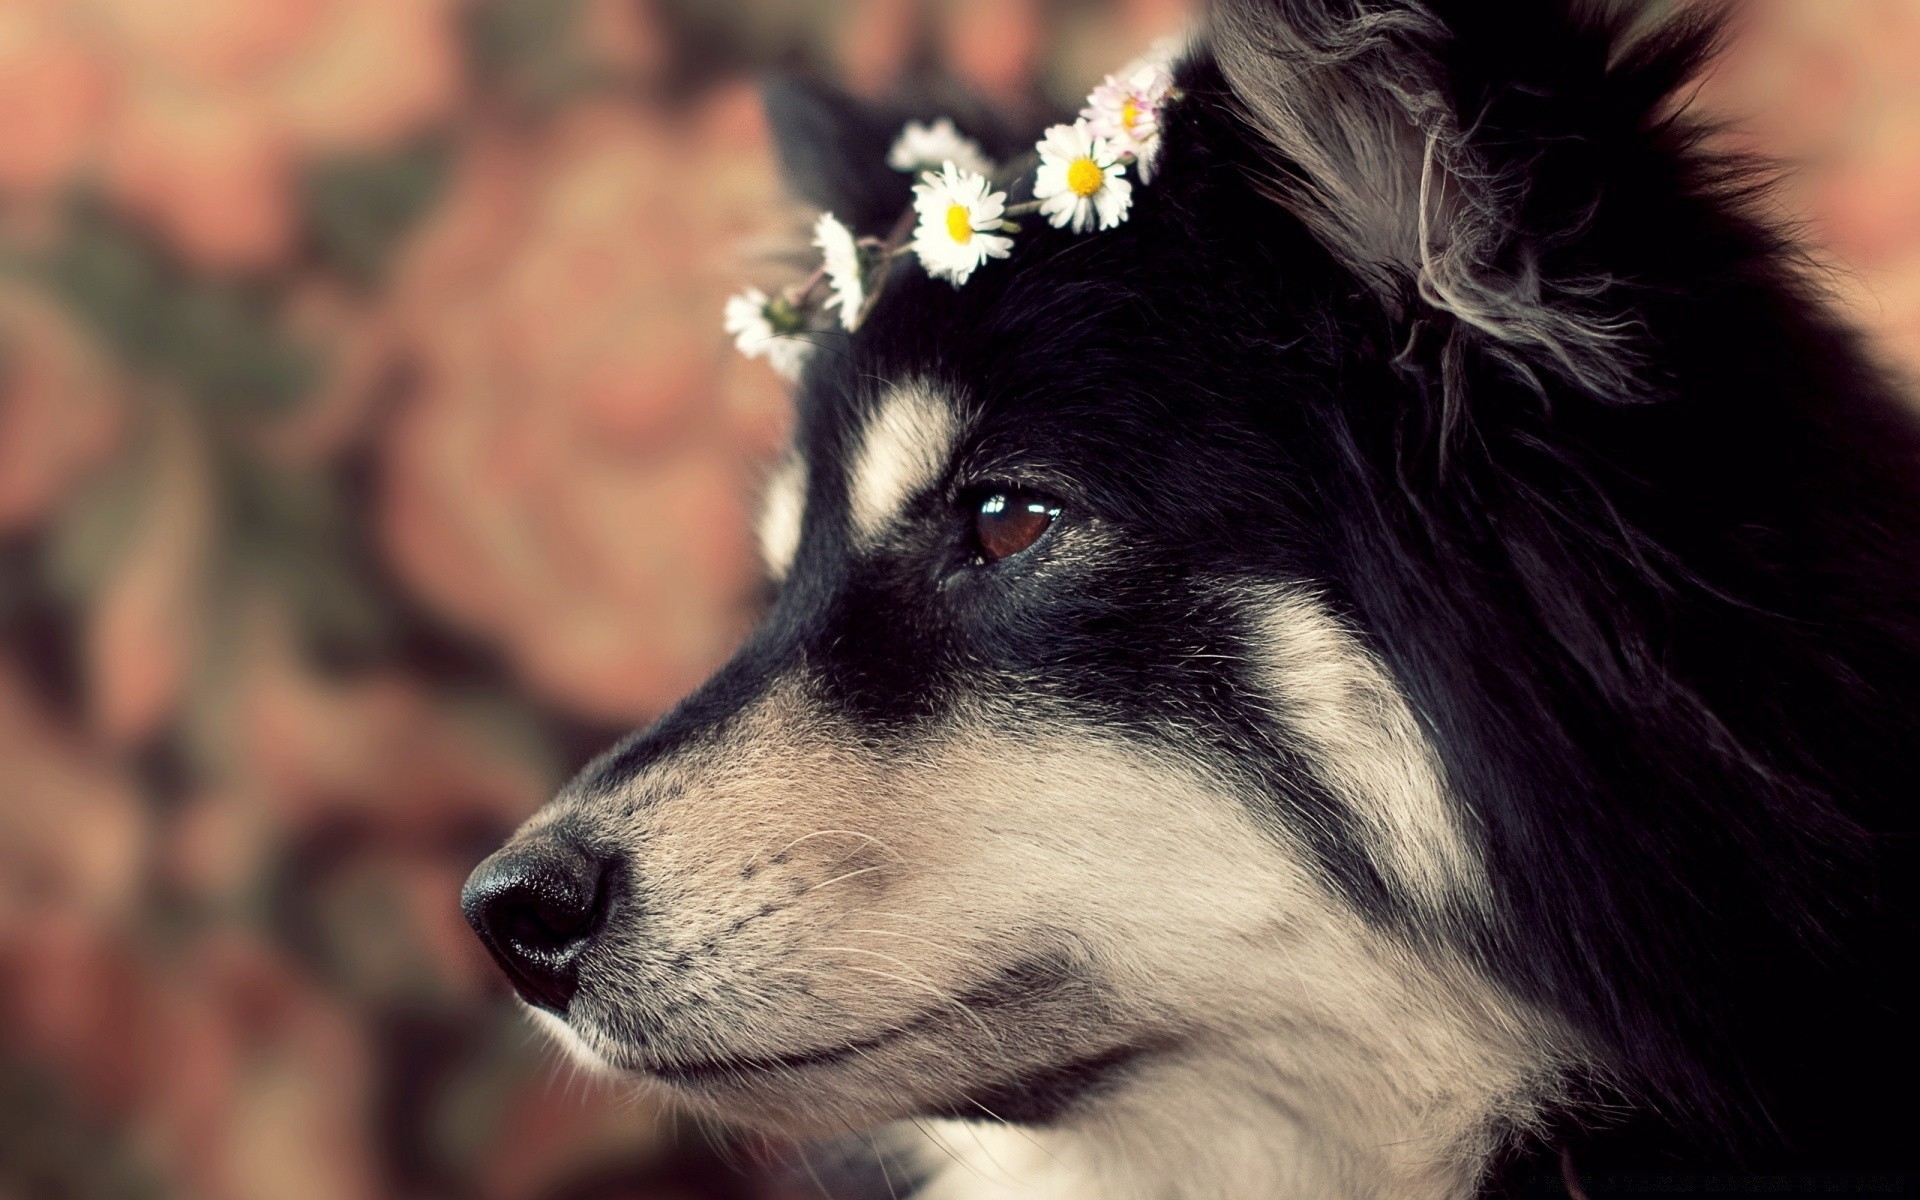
[601,1028,1151,1136]
[543,952,1147,1131]
[522,1006,953,1132]
[560,1002,1151,1133]
[628,1034,953,1134]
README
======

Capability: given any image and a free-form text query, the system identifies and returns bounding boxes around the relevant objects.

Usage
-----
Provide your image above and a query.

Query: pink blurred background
[0,1,1915,1196]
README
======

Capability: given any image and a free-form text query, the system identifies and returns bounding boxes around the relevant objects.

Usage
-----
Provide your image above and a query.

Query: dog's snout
[461,839,608,1014]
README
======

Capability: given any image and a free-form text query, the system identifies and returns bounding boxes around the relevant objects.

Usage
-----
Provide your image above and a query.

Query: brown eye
[973,489,1060,563]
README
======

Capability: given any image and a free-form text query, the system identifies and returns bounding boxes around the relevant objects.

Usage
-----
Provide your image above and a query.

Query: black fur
[745,2,1919,1191]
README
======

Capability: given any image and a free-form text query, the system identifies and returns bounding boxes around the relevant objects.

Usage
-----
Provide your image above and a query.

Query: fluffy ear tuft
[1208,0,1714,401]
[1210,1,1443,284]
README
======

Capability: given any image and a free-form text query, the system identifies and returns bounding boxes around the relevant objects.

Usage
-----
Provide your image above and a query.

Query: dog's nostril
[460,840,608,1015]
[498,890,594,948]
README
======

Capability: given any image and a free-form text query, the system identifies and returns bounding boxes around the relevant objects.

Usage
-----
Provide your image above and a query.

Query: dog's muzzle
[461,837,609,1014]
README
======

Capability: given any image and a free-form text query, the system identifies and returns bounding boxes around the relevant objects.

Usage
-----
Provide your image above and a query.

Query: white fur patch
[756,452,806,580]
[849,381,960,542]
[1256,590,1484,909]
[884,734,1543,1200]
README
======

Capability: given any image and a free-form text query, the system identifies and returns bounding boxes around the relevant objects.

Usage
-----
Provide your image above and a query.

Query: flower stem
[784,264,828,307]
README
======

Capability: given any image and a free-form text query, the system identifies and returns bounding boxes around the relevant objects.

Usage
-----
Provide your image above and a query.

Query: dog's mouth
[645,1027,1153,1128]
[643,1025,907,1086]
[612,952,1127,1103]
[632,954,1077,1084]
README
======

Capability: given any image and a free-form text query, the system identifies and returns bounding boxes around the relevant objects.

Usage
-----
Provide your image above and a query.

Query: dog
[462,1,1919,1195]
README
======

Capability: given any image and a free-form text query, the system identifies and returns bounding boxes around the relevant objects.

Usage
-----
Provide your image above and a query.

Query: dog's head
[462,0,1765,1170]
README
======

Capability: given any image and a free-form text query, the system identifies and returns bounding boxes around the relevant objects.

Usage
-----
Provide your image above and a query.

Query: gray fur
[1208,0,1651,402]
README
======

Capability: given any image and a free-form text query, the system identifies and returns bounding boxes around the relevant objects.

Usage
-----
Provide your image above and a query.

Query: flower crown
[726,39,1183,380]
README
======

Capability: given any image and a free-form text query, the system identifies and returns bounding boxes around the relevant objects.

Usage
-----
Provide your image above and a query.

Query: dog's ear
[1208,0,1715,399]
[763,75,1038,238]
[762,75,917,236]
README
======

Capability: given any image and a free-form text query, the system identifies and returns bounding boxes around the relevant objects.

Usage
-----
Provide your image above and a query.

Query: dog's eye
[972,489,1060,563]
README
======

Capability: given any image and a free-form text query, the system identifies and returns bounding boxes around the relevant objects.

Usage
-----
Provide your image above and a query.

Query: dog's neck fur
[898,949,1551,1200]
[906,1040,1505,1200]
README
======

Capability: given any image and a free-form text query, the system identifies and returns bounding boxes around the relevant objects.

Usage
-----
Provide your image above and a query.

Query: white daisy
[724,286,812,381]
[1033,121,1132,233]
[813,212,866,331]
[1082,59,1174,182]
[887,117,994,177]
[910,163,1014,287]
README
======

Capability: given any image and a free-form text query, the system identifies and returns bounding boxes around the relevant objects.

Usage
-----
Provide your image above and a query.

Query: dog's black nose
[461,839,607,1014]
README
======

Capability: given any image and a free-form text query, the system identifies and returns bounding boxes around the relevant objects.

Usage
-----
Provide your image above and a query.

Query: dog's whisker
[765,828,902,863]
[838,926,964,958]
[799,864,887,896]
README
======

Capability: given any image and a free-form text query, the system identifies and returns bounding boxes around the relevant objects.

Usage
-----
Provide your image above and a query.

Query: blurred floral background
[0,0,1915,1197]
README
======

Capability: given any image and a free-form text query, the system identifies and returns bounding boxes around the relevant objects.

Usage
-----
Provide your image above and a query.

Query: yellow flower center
[1066,156,1104,198]
[1121,99,1142,133]
[945,203,973,244]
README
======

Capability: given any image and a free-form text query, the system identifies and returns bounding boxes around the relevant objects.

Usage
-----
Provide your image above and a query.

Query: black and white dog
[463,1,1918,1195]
